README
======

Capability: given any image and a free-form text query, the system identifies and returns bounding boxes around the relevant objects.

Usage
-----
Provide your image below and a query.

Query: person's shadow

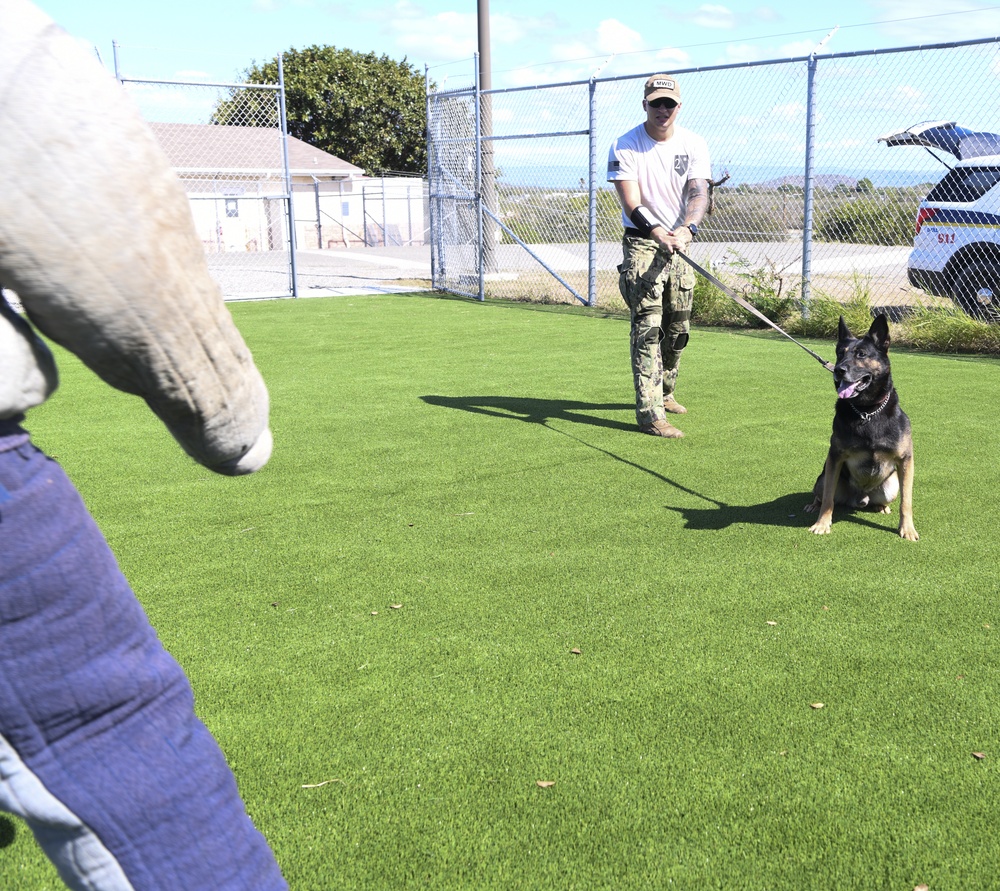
[421,393,895,535]
[420,394,636,433]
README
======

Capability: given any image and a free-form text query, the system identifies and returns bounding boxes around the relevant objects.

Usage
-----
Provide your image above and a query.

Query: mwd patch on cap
[644,75,681,102]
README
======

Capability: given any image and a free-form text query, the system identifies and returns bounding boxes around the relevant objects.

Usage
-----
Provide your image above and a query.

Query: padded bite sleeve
[0,0,271,474]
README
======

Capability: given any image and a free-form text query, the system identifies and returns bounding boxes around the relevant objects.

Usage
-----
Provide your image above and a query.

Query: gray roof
[148,122,364,178]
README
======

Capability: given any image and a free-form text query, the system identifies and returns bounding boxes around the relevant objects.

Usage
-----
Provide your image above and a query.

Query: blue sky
[31,0,1000,87]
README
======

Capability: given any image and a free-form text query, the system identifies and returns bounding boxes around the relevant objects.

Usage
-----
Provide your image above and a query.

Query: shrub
[699,189,793,243]
[691,255,797,328]
[815,196,916,246]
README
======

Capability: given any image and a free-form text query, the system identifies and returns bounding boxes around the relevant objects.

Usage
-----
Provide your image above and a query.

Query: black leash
[676,250,835,374]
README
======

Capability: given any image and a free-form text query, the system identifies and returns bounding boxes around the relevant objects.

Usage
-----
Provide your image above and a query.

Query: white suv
[881,120,1000,322]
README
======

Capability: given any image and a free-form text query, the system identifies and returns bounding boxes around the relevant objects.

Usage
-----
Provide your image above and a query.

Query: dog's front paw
[898,522,919,541]
[803,498,820,514]
[809,520,832,535]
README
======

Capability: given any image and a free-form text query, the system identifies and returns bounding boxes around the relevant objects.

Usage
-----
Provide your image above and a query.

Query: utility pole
[477,0,497,272]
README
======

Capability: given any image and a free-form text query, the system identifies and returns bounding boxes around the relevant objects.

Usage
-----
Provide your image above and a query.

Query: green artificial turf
[6,293,1000,890]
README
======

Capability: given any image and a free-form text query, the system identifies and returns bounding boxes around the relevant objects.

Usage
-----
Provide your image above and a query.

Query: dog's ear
[837,316,852,342]
[867,314,891,353]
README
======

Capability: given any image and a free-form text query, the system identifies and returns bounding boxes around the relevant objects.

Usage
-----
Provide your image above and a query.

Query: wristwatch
[685,223,698,238]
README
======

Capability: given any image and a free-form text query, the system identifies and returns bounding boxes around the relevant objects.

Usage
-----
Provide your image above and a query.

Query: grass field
[5,292,1000,890]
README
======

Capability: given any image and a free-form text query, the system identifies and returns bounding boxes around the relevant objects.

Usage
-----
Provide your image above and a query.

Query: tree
[213,45,427,176]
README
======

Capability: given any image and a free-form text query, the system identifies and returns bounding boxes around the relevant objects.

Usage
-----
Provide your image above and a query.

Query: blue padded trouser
[0,421,287,891]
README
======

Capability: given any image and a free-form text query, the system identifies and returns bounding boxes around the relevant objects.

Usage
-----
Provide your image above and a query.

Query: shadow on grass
[421,395,636,433]
[0,815,15,849]
[423,394,897,536]
[665,492,893,533]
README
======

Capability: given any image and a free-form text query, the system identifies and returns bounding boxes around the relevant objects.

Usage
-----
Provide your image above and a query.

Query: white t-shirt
[607,123,712,231]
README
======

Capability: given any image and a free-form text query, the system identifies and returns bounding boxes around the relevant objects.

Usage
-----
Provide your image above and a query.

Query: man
[608,74,711,438]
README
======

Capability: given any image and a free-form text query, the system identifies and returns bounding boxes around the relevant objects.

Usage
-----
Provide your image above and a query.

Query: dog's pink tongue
[837,381,860,399]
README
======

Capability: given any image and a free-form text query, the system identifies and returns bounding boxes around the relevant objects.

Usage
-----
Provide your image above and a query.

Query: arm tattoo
[685,179,710,224]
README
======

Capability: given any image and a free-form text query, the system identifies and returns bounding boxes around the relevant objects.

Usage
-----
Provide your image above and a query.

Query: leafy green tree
[213,45,428,175]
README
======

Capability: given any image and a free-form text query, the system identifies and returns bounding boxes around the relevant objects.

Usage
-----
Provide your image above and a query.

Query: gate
[114,45,298,299]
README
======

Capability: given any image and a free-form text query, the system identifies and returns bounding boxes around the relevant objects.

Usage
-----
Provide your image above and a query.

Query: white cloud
[772,102,806,121]
[381,4,571,71]
[596,19,644,55]
[495,18,652,85]
[721,44,765,64]
[547,19,644,69]
[693,5,737,30]
[753,6,781,23]
[872,0,1000,43]
[780,39,823,58]
[655,47,692,66]
[389,10,478,61]
[489,13,539,45]
[548,40,595,62]
[253,0,318,9]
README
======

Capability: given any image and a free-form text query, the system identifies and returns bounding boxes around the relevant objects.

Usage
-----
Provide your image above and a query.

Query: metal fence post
[277,54,299,298]
[362,187,369,247]
[474,53,485,302]
[801,54,818,314]
[381,177,387,245]
[312,177,322,249]
[425,66,439,288]
[587,77,598,307]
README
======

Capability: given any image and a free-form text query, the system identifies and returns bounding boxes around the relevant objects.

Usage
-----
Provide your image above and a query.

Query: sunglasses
[648,98,678,109]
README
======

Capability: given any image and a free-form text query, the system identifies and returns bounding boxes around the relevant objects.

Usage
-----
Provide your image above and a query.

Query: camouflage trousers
[618,234,695,425]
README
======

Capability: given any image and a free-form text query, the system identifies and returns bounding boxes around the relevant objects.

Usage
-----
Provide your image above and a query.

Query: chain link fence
[117,60,295,299]
[117,47,432,300]
[428,37,1000,319]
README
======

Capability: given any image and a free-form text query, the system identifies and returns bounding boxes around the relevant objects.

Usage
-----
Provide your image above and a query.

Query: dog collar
[850,391,891,423]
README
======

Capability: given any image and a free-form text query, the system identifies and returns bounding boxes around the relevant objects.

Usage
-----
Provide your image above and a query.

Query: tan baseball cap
[644,74,681,103]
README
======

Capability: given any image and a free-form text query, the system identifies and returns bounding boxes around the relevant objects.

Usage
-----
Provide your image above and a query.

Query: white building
[149,122,428,252]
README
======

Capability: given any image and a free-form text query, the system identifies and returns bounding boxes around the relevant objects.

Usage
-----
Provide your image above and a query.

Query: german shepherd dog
[805,314,918,540]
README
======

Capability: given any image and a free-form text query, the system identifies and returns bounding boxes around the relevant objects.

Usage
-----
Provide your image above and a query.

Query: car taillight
[915,206,938,234]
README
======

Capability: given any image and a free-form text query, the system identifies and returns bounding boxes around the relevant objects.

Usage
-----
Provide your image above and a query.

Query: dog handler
[608,74,711,438]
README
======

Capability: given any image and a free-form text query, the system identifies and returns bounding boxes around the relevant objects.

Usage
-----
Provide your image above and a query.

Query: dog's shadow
[668,492,891,533]
[421,394,896,535]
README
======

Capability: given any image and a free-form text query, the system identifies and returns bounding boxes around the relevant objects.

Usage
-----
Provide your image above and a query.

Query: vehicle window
[926,166,1000,202]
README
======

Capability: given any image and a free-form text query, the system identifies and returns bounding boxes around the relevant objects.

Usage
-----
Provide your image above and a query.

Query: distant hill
[755,174,858,190]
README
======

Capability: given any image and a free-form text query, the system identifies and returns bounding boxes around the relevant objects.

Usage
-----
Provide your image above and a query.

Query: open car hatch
[879,120,1000,160]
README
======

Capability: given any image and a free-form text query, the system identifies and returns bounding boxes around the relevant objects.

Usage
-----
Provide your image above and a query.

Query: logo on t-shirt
[673,155,690,176]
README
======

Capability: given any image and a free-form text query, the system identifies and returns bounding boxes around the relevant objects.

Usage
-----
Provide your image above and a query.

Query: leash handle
[676,250,834,374]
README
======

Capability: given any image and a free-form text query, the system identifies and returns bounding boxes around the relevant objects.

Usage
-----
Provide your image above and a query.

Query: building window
[225,199,239,218]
